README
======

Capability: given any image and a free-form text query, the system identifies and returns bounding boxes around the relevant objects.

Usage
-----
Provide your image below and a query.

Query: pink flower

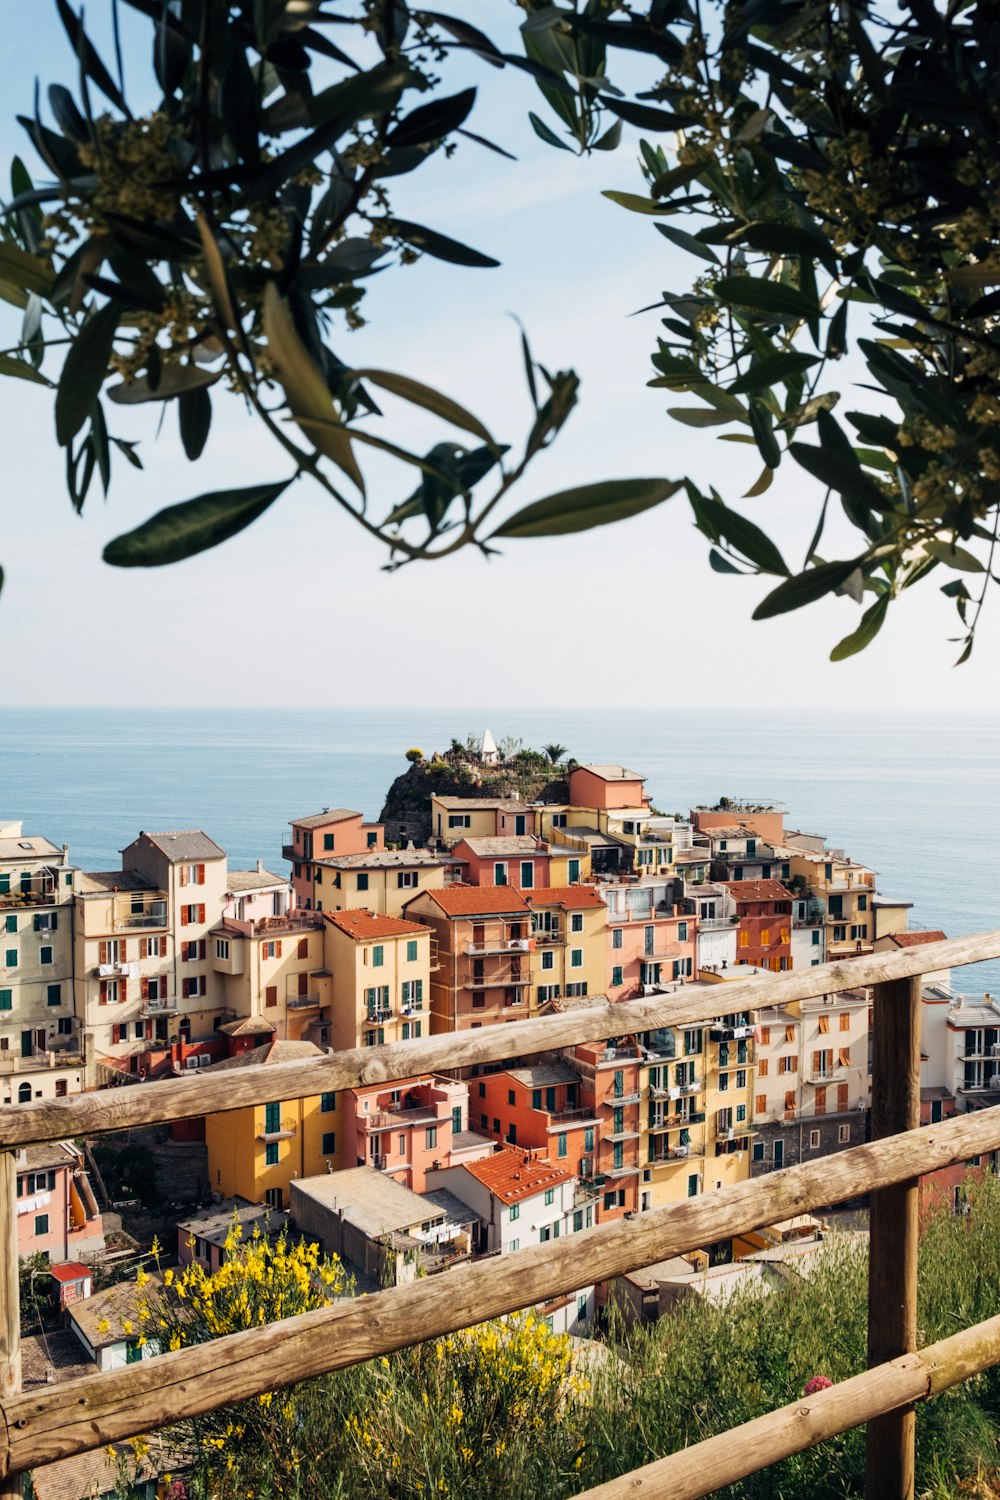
[803,1375,833,1397]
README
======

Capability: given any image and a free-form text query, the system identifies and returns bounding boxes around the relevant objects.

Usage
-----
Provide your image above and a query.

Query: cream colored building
[0,821,83,1103]
[312,848,450,918]
[322,908,433,1051]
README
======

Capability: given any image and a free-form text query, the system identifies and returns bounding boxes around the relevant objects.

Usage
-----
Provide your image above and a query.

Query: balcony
[140,998,179,1018]
[465,938,534,956]
[648,1113,687,1133]
[546,1105,601,1126]
[366,1008,394,1024]
[698,916,737,931]
[257,1120,297,1142]
[650,1144,705,1162]
[807,1068,847,1086]
[463,972,528,990]
[0,885,58,910]
[531,927,563,946]
[364,1104,440,1130]
[606,1091,641,1108]
[281,844,297,863]
[288,992,322,1010]
[607,1128,641,1143]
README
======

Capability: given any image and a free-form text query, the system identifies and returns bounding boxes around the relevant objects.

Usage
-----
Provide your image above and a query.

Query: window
[322,1132,336,1155]
[736,1104,746,1122]
[570,948,583,968]
[35,1215,49,1237]
[719,1072,729,1093]
[182,975,206,999]
[839,1012,851,1032]
[0,990,11,1012]
[570,912,584,934]
[357,874,369,892]
[757,1058,768,1076]
[508,1203,520,1222]
[33,912,58,933]
[736,1069,746,1088]
[838,1124,851,1144]
[323,834,335,851]
[541,949,554,971]
[494,863,508,885]
[182,904,206,925]
[738,930,749,948]
[612,927,623,950]
[584,1127,595,1152]
[755,1093,767,1114]
[371,945,384,968]
[753,1141,765,1162]
[321,1092,336,1112]
[297,938,309,959]
[544,1188,555,1205]
[406,940,418,962]
[858,892,868,911]
[567,859,580,884]
[760,928,770,946]
[425,1126,438,1149]
[508,1089,516,1106]
[677,921,688,942]
[4,950,16,969]
[851,924,868,940]
[398,871,418,889]
[262,939,282,960]
[808,1129,821,1149]
[557,1132,567,1158]
[573,1211,583,1233]
[519,861,534,888]
[687,1174,699,1198]
[3,915,15,933]
[611,965,623,988]
[539,1225,552,1243]
[57,1017,72,1035]
[684,1029,702,1055]
[265,1143,279,1166]
[215,939,230,960]
[448,814,472,829]
[265,986,277,1007]
[832,925,847,943]
[46,984,61,1006]
[811,930,821,945]
[401,979,424,1008]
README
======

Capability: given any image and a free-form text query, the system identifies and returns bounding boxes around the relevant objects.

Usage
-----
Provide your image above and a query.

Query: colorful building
[721,879,794,973]
[285,809,384,910]
[525,885,608,1008]
[203,1039,340,1210]
[310,848,451,918]
[403,885,534,1031]
[0,821,82,1102]
[345,1074,491,1190]
[16,1141,103,1261]
[431,796,537,848]
[322,908,433,1050]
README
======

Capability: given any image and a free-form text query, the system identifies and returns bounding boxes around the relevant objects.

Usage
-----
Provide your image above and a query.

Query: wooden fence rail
[2,930,1000,1498]
[2,931,996,1148]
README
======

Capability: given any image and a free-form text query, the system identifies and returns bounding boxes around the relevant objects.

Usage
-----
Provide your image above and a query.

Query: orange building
[472,1045,641,1223]
[568,764,649,812]
[402,885,533,1031]
[451,836,553,890]
[722,879,794,973]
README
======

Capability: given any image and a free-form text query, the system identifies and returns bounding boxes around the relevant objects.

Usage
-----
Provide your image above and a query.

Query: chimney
[257,859,264,874]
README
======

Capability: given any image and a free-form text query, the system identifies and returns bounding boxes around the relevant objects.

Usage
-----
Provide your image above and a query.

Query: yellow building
[312,849,450,918]
[203,1039,342,1210]
[211,906,330,1047]
[322,909,433,1051]
[785,848,876,960]
[430,796,536,848]
[638,1023,710,1210]
[525,887,607,1009]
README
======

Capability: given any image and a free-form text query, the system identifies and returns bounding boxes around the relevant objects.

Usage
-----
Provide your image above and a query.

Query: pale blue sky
[2,3,997,709]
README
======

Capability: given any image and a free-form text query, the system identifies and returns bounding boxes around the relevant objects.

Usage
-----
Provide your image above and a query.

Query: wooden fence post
[866,976,922,1500]
[0,1149,21,1497]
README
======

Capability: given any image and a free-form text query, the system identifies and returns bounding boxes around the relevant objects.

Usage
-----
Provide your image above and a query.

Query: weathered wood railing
[3,932,1000,1500]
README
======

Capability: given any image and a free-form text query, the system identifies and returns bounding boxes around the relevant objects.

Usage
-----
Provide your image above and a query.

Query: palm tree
[543,743,567,764]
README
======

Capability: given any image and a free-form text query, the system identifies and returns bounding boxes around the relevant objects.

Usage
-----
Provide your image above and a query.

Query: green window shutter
[265,1142,279,1166]
[47,985,61,1006]
[320,1092,336,1112]
[407,940,417,962]
[372,945,383,967]
[0,991,11,1011]
[357,874,369,891]
[322,1132,336,1155]
[4,916,15,933]
[4,950,16,969]
[264,1102,281,1133]
[612,965,622,987]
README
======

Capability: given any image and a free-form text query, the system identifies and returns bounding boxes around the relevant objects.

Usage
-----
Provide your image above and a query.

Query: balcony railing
[1,931,1000,1500]
[287,993,322,1010]
[140,998,178,1018]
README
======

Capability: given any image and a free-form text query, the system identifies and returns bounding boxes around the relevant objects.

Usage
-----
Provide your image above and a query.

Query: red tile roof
[720,879,793,902]
[324,909,429,940]
[459,1147,573,1203]
[524,886,606,910]
[422,886,531,917]
[888,929,948,947]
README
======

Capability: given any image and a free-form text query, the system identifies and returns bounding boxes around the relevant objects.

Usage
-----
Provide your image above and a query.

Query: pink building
[16,1142,103,1261]
[606,908,698,1001]
[451,836,553,890]
[285,809,384,909]
[346,1075,493,1191]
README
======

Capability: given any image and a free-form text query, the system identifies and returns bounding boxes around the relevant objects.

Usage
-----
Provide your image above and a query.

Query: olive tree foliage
[2,1,999,660]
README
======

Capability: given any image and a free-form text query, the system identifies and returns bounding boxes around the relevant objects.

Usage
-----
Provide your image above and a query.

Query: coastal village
[2,737,993,1492]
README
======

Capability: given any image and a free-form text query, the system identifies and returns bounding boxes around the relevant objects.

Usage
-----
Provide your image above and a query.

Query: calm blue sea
[2,707,998,993]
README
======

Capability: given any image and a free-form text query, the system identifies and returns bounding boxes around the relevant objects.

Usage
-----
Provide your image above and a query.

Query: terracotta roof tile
[889,929,948,947]
[458,1147,574,1203]
[720,879,793,902]
[525,886,606,910]
[324,909,430,940]
[422,886,531,916]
